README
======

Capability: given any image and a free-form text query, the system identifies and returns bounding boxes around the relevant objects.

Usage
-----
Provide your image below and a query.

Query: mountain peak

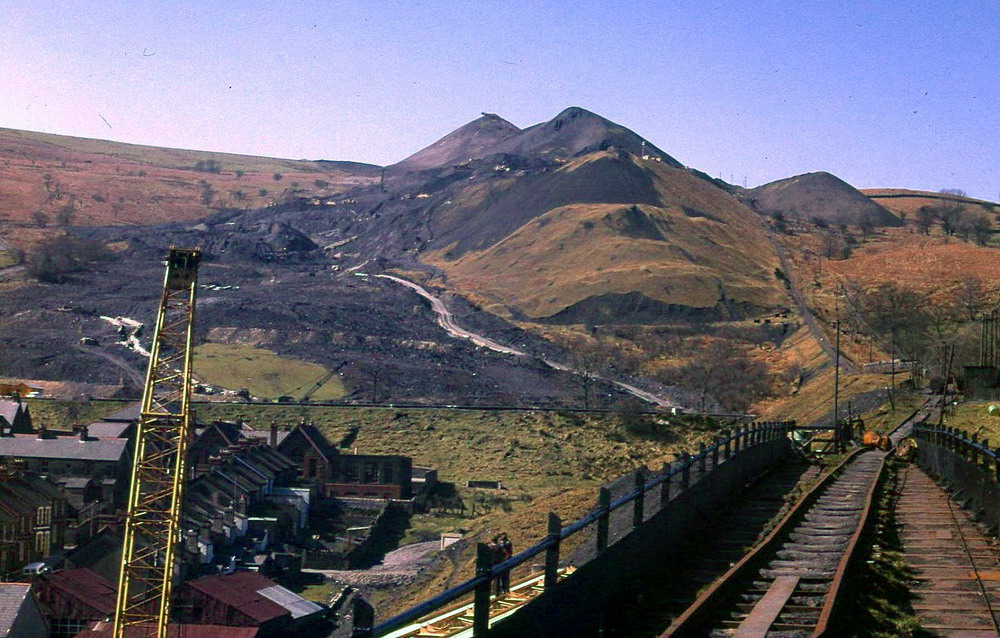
[748,171,903,227]
[494,107,683,167]
[393,113,521,170]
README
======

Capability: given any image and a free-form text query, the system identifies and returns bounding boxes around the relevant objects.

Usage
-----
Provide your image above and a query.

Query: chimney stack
[185,529,199,554]
[77,425,89,442]
[269,422,278,448]
[210,512,223,534]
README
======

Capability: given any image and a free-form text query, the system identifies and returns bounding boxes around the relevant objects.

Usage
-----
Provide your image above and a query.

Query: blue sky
[2,1,997,199]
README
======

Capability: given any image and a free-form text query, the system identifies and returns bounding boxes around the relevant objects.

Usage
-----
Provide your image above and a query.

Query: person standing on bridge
[488,535,504,596]
[498,533,513,594]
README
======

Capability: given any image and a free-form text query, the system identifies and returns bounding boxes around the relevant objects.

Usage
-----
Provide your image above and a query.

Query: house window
[51,618,88,638]
[37,506,51,526]
[383,465,394,484]
[308,457,318,478]
[344,462,360,483]
[35,530,51,556]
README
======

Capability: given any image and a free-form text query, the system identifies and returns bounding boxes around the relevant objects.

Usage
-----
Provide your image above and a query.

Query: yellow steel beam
[114,247,201,638]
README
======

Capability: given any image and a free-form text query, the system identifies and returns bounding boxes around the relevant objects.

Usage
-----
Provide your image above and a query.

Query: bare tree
[659,340,771,413]
[31,210,49,227]
[916,206,935,235]
[858,216,875,240]
[956,275,985,321]
[55,204,76,227]
[958,212,992,246]
[567,341,613,410]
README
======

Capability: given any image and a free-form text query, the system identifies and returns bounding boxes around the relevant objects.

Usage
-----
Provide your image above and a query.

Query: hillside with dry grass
[0,127,379,244]
[862,188,997,220]
[427,153,784,322]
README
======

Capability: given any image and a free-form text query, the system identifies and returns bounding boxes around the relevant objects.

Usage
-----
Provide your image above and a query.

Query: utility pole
[938,344,955,427]
[834,319,841,451]
[889,327,896,412]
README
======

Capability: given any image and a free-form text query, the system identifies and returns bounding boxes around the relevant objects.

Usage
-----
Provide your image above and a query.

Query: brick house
[274,423,338,485]
[0,472,69,571]
[274,422,412,499]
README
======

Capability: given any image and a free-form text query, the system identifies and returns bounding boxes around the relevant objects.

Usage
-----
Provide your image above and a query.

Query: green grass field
[944,400,1000,443]
[24,399,131,428]
[192,343,344,401]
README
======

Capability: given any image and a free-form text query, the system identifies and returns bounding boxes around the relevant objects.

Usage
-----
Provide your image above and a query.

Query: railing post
[633,468,646,528]
[994,448,1000,483]
[660,461,672,504]
[545,512,561,590]
[981,439,990,473]
[474,543,492,637]
[724,432,732,460]
[711,437,719,468]
[681,452,691,491]
[972,433,980,465]
[597,487,611,553]
[351,597,374,638]
[697,442,707,474]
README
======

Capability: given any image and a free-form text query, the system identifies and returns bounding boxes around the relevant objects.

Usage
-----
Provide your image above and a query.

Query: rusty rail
[352,421,794,637]
[661,403,930,637]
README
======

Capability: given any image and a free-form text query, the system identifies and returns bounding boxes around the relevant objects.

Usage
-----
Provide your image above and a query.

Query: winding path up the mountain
[765,228,859,374]
[373,274,676,408]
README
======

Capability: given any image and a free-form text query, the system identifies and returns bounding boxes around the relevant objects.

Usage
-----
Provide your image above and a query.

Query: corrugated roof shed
[184,571,320,624]
[0,434,126,461]
[257,585,323,619]
[38,568,116,616]
[186,572,287,623]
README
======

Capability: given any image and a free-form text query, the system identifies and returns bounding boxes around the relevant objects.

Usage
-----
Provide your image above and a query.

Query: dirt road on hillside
[374,275,677,408]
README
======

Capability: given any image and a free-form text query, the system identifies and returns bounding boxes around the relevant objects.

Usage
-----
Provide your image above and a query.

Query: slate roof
[0,401,22,427]
[0,583,32,637]
[240,426,290,447]
[99,403,141,421]
[84,421,131,439]
[0,434,127,461]
[57,477,94,490]
[278,424,338,462]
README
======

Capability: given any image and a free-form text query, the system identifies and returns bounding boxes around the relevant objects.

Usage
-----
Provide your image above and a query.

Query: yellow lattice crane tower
[114,247,201,638]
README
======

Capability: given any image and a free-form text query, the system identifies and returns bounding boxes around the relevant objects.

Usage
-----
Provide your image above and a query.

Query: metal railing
[912,423,1000,482]
[352,421,795,637]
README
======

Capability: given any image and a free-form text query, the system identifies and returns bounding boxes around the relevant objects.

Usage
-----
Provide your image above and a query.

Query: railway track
[662,450,885,637]
[897,463,1000,636]
[662,400,935,637]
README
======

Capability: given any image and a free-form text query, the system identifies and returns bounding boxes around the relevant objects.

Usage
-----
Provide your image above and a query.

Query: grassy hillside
[193,343,344,401]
